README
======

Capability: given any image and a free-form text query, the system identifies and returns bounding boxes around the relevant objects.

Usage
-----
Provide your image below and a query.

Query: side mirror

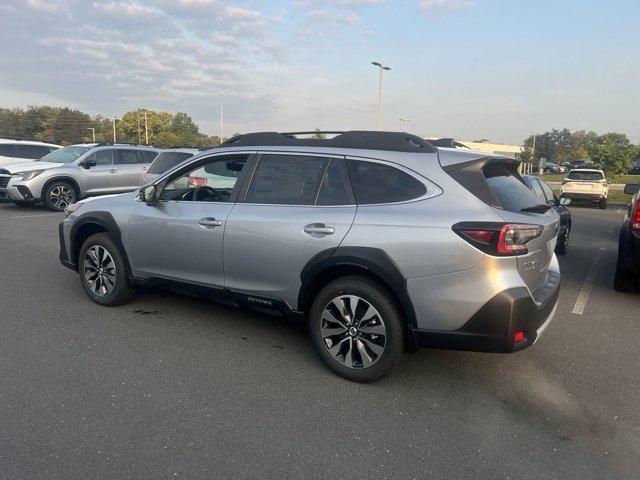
[82,160,97,169]
[138,184,159,206]
[559,197,571,206]
[624,184,639,195]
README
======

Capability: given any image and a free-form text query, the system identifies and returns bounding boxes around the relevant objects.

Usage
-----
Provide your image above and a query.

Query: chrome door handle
[199,217,223,228]
[304,223,335,235]
[109,169,117,174]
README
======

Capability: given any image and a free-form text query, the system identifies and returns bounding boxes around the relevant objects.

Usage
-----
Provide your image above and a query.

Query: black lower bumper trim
[59,222,75,270]
[411,278,560,353]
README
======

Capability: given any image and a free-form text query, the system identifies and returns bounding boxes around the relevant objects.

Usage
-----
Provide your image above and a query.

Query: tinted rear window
[14,145,51,159]
[566,171,604,181]
[483,163,540,212]
[148,152,193,174]
[0,144,14,157]
[347,160,426,204]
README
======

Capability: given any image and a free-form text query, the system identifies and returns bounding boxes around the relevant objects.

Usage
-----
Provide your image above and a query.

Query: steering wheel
[192,186,220,202]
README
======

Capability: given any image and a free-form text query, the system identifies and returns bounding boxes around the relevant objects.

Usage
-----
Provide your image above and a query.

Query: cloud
[418,0,475,17]
[306,9,360,26]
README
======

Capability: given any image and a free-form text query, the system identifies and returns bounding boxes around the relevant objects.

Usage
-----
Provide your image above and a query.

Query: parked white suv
[0,139,61,165]
[560,169,609,209]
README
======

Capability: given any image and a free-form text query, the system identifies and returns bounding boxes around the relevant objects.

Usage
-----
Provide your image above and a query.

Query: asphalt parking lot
[1,203,639,480]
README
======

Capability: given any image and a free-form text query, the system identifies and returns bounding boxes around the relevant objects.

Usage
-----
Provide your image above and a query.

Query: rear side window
[140,150,158,163]
[538,180,557,205]
[347,159,426,204]
[483,163,540,212]
[85,150,113,166]
[148,152,193,174]
[246,154,329,205]
[316,159,351,206]
[115,149,140,165]
[14,145,51,159]
[0,144,14,157]
[566,171,604,181]
[530,179,546,202]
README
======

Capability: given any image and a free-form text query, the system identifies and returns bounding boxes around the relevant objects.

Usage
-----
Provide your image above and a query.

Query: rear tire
[78,233,134,306]
[308,275,406,383]
[555,226,569,255]
[43,180,77,212]
[614,251,637,292]
[599,198,607,210]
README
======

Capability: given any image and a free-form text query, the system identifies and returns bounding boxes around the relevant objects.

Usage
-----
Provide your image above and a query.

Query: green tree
[587,133,637,173]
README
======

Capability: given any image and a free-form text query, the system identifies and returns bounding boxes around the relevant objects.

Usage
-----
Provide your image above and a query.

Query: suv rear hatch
[562,170,606,193]
[444,157,560,293]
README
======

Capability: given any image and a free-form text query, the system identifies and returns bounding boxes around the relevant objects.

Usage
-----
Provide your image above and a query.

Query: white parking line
[572,226,614,315]
[9,213,61,219]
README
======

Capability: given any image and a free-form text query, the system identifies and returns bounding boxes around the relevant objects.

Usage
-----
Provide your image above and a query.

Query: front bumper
[410,270,560,353]
[59,221,76,270]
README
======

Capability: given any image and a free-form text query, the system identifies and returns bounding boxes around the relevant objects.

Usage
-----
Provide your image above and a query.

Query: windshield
[567,171,604,181]
[38,146,91,163]
[148,152,194,174]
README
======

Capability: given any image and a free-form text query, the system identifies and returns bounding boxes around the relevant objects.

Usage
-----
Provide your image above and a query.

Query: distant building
[425,137,523,159]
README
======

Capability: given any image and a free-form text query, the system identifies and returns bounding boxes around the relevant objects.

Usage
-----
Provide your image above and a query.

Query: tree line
[0,106,221,148]
[520,128,639,174]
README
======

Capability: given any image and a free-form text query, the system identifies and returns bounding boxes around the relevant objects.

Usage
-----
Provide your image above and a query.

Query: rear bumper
[410,271,560,353]
[560,192,606,201]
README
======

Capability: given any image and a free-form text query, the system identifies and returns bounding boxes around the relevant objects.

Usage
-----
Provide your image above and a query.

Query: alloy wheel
[49,185,75,210]
[321,295,386,369]
[83,245,116,296]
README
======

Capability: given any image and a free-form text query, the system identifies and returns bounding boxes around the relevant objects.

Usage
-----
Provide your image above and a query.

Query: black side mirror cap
[138,184,160,206]
[624,184,639,195]
[83,160,97,169]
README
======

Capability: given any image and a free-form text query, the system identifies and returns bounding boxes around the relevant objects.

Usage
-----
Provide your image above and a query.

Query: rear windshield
[566,171,604,181]
[148,152,194,174]
[483,163,541,212]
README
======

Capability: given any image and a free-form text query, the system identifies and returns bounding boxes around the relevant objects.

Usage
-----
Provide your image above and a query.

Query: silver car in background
[59,131,561,382]
[0,139,61,165]
[143,148,198,184]
[0,143,159,210]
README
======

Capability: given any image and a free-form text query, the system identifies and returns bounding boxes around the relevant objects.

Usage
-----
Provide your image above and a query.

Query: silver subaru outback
[0,143,159,210]
[58,131,561,382]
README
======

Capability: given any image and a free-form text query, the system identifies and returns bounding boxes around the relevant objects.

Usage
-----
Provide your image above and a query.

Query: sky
[0,0,638,144]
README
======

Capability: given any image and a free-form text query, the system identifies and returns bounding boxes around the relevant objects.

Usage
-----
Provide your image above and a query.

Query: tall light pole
[220,104,224,143]
[144,110,149,145]
[371,61,391,130]
[86,127,95,142]
[112,117,117,142]
[399,118,410,132]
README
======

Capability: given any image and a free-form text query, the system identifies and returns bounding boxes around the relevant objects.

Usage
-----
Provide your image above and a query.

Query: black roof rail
[93,142,155,147]
[218,131,437,153]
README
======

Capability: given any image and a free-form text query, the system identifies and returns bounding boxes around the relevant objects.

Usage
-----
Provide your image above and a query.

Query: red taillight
[631,198,640,233]
[188,176,207,187]
[497,224,543,256]
[514,331,526,343]
[454,223,543,257]
[463,230,495,244]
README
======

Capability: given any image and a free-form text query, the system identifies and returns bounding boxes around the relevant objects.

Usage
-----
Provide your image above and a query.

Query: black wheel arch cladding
[299,246,417,327]
[70,211,131,272]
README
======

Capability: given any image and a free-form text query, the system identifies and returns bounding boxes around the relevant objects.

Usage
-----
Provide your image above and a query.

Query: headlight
[15,170,44,181]
[64,203,84,218]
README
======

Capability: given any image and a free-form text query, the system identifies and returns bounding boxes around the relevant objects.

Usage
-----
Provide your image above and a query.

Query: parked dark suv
[614,183,640,291]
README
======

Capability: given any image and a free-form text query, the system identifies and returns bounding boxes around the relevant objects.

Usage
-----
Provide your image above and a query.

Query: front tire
[43,180,77,212]
[309,276,406,383]
[79,233,134,306]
